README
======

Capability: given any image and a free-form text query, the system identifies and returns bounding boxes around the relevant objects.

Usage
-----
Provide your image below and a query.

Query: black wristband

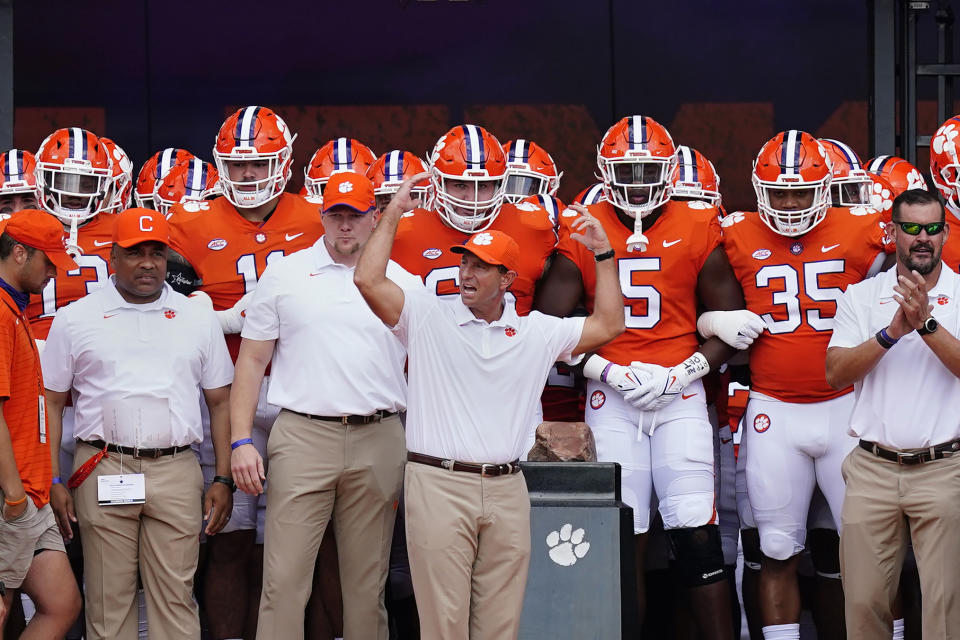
[594,249,615,263]
[0,580,5,597]
[212,475,236,493]
[875,328,898,349]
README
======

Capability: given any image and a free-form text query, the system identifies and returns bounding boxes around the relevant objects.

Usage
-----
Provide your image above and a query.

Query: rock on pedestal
[526,421,597,462]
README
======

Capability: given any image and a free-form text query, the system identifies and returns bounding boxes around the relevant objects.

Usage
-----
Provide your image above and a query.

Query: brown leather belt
[407,451,521,477]
[291,409,396,425]
[859,438,960,465]
[81,439,191,459]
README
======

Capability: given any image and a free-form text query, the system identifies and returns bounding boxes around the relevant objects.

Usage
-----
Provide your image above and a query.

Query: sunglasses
[895,221,945,236]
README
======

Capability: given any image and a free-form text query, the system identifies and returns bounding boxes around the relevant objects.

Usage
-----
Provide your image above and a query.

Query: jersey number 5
[619,257,661,329]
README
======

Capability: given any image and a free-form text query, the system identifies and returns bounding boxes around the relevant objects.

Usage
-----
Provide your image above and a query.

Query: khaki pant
[840,444,960,639]
[256,410,406,640]
[73,441,203,640]
[405,461,531,640]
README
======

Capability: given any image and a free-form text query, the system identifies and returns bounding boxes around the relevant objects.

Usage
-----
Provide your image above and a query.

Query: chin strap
[65,218,81,261]
[626,214,648,252]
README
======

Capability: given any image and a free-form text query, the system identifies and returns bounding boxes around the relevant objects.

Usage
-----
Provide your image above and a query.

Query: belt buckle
[896,450,918,464]
[441,459,454,471]
[132,445,143,460]
[481,463,495,476]
[340,416,350,425]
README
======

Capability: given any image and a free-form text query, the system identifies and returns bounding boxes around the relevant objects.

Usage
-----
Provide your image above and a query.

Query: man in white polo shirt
[231,171,421,640]
[41,207,235,640]
[354,174,625,639]
[825,188,960,639]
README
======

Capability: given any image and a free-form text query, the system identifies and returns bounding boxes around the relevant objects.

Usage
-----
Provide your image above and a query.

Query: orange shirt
[391,202,557,315]
[168,193,325,360]
[26,214,117,339]
[722,208,885,402]
[559,199,722,367]
[0,287,50,507]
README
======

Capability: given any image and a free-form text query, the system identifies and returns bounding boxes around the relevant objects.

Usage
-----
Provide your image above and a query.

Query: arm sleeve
[40,310,74,393]
[200,308,235,390]
[390,286,432,347]
[542,313,587,364]
[240,262,282,341]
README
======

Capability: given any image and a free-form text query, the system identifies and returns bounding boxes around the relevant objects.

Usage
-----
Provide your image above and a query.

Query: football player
[134,147,195,210]
[153,157,220,217]
[929,115,960,272]
[30,127,119,640]
[723,130,888,640]
[0,149,40,217]
[535,115,762,639]
[303,137,377,201]
[819,138,874,208]
[99,137,133,214]
[573,182,606,206]
[168,105,325,640]
[866,154,928,197]
[366,149,430,213]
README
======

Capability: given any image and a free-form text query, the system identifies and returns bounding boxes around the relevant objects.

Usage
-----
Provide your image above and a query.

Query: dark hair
[891,189,945,223]
[498,265,508,275]
[0,231,36,260]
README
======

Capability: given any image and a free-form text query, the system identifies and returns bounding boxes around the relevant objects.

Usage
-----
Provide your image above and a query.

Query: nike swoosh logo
[309,272,324,277]
[681,392,697,400]
[879,299,895,304]
[103,314,118,319]
[286,233,304,241]
[821,244,840,252]
[663,239,682,248]
[720,437,732,444]
[93,240,111,247]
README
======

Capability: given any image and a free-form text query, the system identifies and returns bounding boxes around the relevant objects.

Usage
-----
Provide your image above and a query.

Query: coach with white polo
[826,189,960,639]
[355,174,625,639]
[231,171,421,640]
[42,207,235,640]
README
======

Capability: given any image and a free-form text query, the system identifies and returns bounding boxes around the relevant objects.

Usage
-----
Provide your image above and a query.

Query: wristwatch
[212,475,237,493]
[918,316,939,336]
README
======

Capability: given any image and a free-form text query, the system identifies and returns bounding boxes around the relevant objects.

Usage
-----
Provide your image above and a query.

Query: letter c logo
[139,215,153,232]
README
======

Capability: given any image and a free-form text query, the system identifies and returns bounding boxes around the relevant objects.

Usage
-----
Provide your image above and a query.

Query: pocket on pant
[2,498,37,528]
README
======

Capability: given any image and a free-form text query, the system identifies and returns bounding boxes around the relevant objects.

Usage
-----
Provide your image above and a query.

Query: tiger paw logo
[163,309,176,319]
[753,413,771,433]
[338,181,353,193]
[906,169,927,191]
[547,524,590,567]
[472,232,493,246]
[938,295,951,305]
[933,123,960,159]
[504,327,517,337]
[589,390,605,410]
[869,182,893,212]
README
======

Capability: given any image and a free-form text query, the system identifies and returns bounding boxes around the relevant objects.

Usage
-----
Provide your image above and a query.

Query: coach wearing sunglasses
[825,188,960,638]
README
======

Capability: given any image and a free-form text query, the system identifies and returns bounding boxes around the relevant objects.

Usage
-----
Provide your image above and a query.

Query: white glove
[188,290,253,334]
[697,309,766,350]
[582,354,650,398]
[629,352,710,412]
[216,291,255,334]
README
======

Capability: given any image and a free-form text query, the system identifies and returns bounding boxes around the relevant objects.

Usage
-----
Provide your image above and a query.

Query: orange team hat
[3,209,78,271]
[113,207,170,248]
[450,230,521,273]
[321,171,376,214]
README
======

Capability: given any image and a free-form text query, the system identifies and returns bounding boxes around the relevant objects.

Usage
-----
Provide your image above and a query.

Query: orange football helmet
[818,138,872,207]
[366,150,429,212]
[501,139,561,204]
[213,106,295,209]
[865,173,895,218]
[752,130,832,236]
[573,182,606,205]
[99,137,133,214]
[597,115,676,219]
[153,158,221,216]
[135,148,195,210]
[429,124,507,232]
[0,149,41,213]
[304,138,377,199]
[36,127,113,227]
[866,155,928,198]
[930,115,960,210]
[670,145,721,207]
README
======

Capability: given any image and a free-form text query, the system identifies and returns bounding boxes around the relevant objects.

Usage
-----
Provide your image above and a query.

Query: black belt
[80,439,191,459]
[407,451,521,477]
[291,409,396,425]
[859,438,960,465]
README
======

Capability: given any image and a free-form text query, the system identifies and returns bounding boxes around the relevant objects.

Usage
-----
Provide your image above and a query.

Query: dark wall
[10,0,912,210]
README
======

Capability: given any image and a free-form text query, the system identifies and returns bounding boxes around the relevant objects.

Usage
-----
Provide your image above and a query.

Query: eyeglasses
[895,221,946,236]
